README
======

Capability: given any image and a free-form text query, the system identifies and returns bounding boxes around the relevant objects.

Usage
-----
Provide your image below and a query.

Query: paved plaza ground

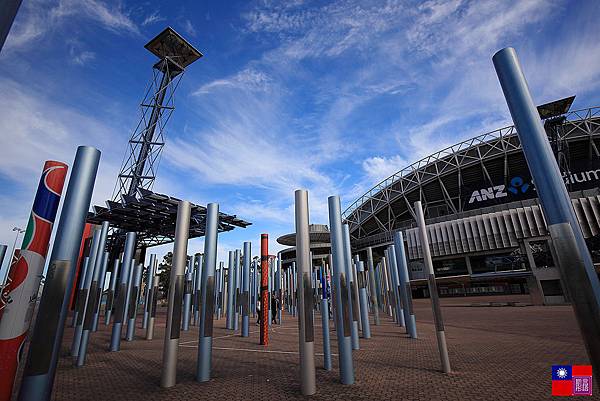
[29,295,597,400]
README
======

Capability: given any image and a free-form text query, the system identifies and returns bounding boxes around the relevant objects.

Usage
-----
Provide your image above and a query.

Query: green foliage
[158,252,173,298]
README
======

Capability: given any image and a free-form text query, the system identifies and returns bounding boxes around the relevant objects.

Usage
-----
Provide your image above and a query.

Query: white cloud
[194,69,272,95]
[362,155,409,184]
[4,0,139,52]
[182,19,197,37]
[142,12,164,26]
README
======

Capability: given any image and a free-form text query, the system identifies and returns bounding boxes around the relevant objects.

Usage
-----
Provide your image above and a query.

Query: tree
[158,252,173,299]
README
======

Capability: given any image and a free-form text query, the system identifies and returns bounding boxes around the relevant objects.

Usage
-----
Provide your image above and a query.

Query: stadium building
[343,98,600,305]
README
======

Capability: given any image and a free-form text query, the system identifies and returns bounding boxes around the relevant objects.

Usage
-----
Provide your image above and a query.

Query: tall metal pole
[125,262,143,341]
[91,250,109,332]
[234,249,241,331]
[76,221,109,365]
[327,196,354,384]
[387,246,405,327]
[342,225,359,349]
[71,258,90,327]
[18,146,100,401]
[0,244,6,283]
[0,0,23,53]
[104,259,120,325]
[196,203,219,382]
[356,260,371,339]
[109,232,136,352]
[193,253,203,325]
[182,262,193,331]
[276,256,282,324]
[160,200,190,388]
[71,227,101,358]
[217,261,224,320]
[0,160,67,401]
[393,231,417,338]
[143,254,157,329]
[415,201,451,373]
[493,47,600,375]
[226,251,235,330]
[260,234,269,345]
[242,241,251,337]
[320,263,332,371]
[145,273,159,340]
[295,190,316,395]
[366,248,380,326]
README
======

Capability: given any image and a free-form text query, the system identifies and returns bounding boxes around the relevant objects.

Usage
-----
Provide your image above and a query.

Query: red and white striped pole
[0,161,67,401]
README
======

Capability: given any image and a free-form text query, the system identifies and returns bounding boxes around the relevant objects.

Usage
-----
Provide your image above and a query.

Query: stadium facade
[343,100,600,305]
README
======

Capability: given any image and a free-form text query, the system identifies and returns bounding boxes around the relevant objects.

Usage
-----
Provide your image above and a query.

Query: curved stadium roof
[342,106,600,249]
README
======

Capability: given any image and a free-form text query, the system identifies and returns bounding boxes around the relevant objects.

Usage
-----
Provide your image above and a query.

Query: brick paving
[25,295,597,400]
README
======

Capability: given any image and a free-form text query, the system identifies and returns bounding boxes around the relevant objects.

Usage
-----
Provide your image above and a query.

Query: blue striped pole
[394,231,417,338]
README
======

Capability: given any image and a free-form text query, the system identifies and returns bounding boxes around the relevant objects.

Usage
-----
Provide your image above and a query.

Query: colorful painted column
[0,161,67,401]
[260,234,269,345]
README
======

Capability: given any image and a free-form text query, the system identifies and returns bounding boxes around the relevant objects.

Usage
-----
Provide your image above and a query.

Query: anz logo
[468,176,531,204]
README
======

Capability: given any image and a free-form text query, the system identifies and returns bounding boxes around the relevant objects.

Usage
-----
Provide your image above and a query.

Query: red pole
[260,234,269,345]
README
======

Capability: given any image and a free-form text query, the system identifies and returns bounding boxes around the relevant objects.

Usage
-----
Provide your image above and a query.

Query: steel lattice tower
[112,27,202,201]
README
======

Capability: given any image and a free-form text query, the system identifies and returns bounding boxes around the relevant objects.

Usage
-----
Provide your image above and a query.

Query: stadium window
[432,258,468,277]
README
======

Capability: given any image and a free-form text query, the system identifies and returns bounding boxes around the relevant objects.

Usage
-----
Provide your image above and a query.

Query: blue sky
[0,0,599,273]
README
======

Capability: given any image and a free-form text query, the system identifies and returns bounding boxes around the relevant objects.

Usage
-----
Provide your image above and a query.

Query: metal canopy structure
[88,189,251,248]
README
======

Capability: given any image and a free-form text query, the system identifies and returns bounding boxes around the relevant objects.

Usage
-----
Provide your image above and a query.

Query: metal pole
[0,160,67,401]
[109,232,136,352]
[294,190,316,395]
[76,221,109,365]
[104,259,120,325]
[160,200,190,388]
[387,246,405,327]
[276,256,282,324]
[342,225,359,350]
[91,251,109,332]
[381,254,393,318]
[196,203,219,382]
[146,274,159,340]
[234,249,240,331]
[125,263,143,341]
[242,241,251,337]
[493,47,600,375]
[320,264,332,371]
[226,251,234,330]
[394,231,417,339]
[366,248,380,326]
[142,254,157,329]
[217,262,224,320]
[71,227,101,358]
[260,234,269,345]
[193,253,203,325]
[327,196,354,384]
[415,200,451,373]
[182,263,192,332]
[356,261,371,339]
[71,257,89,327]
[18,146,100,401]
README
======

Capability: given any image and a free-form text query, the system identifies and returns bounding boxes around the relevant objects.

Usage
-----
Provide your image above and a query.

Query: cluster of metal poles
[1,47,600,400]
